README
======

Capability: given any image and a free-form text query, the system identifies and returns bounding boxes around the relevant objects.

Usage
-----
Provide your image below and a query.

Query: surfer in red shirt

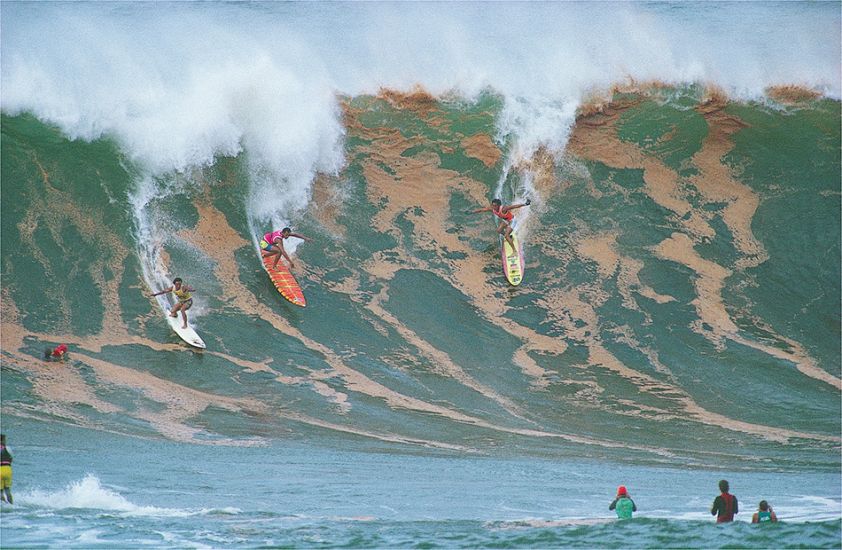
[711,479,739,522]
[468,198,530,248]
[260,227,311,270]
[44,344,68,361]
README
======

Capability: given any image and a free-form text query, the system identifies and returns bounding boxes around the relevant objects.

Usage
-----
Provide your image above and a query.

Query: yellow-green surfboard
[501,232,525,286]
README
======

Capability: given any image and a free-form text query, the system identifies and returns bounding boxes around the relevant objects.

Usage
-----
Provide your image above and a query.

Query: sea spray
[4,2,838,176]
[21,474,173,515]
[19,474,241,518]
[3,2,838,265]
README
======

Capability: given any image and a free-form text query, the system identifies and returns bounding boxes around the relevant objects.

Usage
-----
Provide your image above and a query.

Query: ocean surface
[1,2,840,548]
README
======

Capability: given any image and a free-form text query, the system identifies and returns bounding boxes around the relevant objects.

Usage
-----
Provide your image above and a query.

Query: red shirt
[712,492,738,522]
[493,206,513,222]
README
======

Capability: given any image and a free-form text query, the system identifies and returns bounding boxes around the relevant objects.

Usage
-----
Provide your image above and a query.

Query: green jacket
[610,496,636,519]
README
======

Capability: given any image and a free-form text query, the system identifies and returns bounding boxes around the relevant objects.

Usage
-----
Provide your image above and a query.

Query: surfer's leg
[170,302,182,318]
[264,247,282,269]
[261,241,281,266]
[495,221,513,246]
[1,466,11,503]
[180,299,193,329]
[503,224,515,248]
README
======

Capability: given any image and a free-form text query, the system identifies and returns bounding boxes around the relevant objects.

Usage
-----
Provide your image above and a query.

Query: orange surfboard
[261,253,306,307]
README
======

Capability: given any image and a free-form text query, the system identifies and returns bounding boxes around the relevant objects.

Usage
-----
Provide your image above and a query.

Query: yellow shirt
[174,287,192,302]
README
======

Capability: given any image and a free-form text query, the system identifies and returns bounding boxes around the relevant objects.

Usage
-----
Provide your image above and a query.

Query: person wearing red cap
[609,485,637,519]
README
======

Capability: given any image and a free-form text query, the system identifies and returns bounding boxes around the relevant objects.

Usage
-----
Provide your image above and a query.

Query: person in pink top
[260,227,311,269]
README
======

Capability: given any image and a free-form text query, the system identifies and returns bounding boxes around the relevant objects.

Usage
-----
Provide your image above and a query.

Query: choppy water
[2,1,840,548]
[2,419,840,548]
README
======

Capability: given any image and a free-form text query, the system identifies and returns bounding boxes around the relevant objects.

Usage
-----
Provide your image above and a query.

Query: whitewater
[2,2,841,548]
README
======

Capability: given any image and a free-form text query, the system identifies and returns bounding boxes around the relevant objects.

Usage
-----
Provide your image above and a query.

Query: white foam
[2,2,838,229]
[21,474,176,516]
[129,175,210,324]
[18,474,242,518]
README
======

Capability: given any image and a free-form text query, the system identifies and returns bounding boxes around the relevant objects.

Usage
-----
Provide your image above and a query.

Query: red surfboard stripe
[262,254,306,307]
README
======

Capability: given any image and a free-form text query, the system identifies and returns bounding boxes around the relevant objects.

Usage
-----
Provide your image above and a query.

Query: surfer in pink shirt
[260,227,311,270]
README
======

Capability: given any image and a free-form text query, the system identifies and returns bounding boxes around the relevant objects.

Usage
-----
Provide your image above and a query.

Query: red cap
[617,485,628,496]
[53,344,68,355]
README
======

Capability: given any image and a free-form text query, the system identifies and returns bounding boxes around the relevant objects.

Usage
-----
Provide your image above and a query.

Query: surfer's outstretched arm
[150,286,173,297]
[288,232,312,242]
[502,199,531,213]
[467,206,492,214]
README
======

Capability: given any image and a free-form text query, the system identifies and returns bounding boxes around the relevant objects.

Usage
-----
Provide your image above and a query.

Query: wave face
[3,87,839,462]
[0,2,840,547]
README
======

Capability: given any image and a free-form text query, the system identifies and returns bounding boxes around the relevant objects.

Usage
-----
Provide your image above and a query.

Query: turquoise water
[2,418,840,548]
[2,1,841,547]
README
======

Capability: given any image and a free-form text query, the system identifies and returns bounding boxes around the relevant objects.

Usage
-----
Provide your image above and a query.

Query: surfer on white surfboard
[467,198,530,247]
[151,278,195,329]
[259,227,312,270]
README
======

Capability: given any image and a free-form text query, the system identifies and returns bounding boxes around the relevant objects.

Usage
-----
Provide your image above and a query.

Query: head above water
[281,227,291,236]
[759,500,769,511]
[491,198,502,207]
[173,277,183,286]
[719,479,729,493]
[617,485,628,497]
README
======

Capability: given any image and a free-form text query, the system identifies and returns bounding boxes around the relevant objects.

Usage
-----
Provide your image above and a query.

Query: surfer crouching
[151,278,194,329]
[467,198,530,248]
[260,227,311,270]
[43,344,68,361]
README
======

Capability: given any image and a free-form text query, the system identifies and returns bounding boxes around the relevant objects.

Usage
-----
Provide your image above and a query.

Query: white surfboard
[159,297,206,349]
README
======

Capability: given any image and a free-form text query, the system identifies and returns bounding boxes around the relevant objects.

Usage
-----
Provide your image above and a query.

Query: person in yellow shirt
[151,278,195,329]
[1,434,13,505]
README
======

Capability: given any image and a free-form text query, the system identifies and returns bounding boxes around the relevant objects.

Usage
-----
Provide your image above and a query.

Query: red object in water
[52,344,68,356]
